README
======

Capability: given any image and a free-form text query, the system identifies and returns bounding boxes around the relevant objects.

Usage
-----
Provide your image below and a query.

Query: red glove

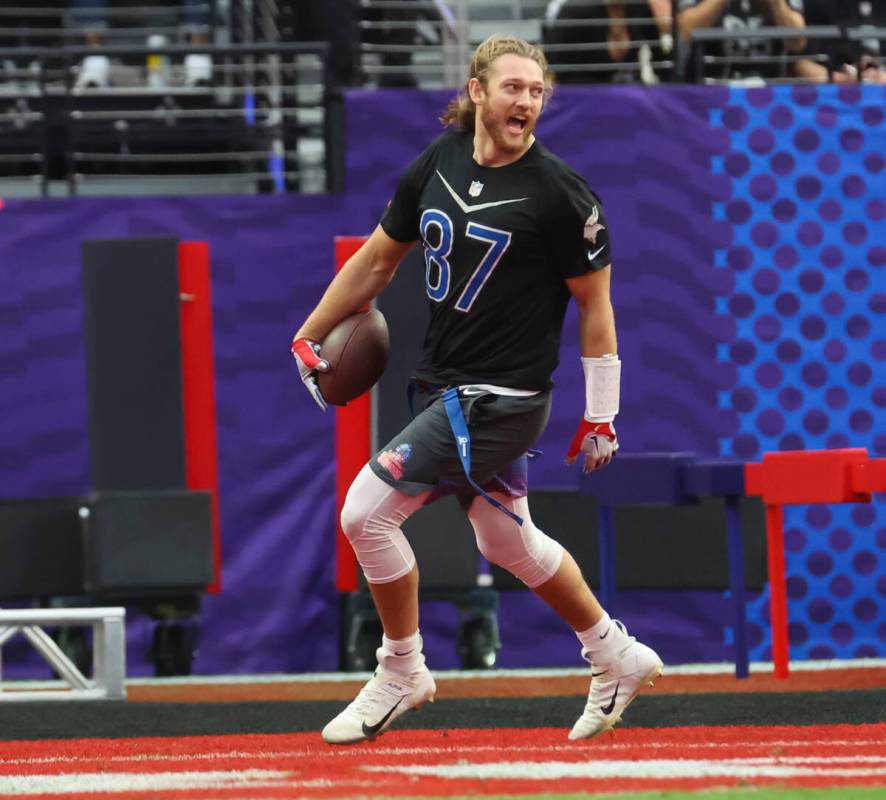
[291,337,330,411]
[566,420,618,474]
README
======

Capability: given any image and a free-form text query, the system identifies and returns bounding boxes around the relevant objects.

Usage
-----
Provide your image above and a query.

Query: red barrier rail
[745,448,885,678]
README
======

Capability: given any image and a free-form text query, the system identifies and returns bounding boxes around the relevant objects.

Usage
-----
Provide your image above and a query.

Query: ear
[467,77,485,105]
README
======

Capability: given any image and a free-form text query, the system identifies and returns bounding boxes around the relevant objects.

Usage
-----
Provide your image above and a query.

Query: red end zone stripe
[0,724,882,799]
[178,241,222,593]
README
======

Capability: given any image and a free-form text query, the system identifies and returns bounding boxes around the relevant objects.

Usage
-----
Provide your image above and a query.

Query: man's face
[474,54,545,155]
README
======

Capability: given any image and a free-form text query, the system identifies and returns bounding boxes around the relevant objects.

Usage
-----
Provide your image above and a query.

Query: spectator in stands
[358,0,455,88]
[647,0,676,52]
[278,0,356,91]
[543,0,674,84]
[793,0,886,83]
[70,0,213,88]
[276,0,357,192]
[677,0,807,82]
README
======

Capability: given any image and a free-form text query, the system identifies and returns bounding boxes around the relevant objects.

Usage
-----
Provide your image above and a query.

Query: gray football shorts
[369,387,552,501]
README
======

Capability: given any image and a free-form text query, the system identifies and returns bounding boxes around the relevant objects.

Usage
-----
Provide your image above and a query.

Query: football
[317,309,390,406]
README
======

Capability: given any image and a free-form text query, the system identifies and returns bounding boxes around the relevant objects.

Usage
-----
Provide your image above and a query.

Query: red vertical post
[178,241,222,593]
[333,236,371,592]
[765,503,788,678]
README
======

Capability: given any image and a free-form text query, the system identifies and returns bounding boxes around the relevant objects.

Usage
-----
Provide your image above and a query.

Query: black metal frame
[689,24,845,84]
[0,41,332,197]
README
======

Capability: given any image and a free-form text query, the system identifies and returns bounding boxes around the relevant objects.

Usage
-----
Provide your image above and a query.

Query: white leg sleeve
[467,494,564,588]
[340,464,428,584]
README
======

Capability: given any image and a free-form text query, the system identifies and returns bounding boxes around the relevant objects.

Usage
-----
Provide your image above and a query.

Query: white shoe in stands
[75,55,110,89]
[184,53,212,87]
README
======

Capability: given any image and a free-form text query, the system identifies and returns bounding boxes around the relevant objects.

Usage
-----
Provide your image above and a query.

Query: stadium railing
[0,41,331,198]
[689,24,855,85]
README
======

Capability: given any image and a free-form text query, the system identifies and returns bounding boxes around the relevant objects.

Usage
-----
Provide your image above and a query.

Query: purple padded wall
[344,86,735,486]
[0,195,344,675]
[3,85,878,675]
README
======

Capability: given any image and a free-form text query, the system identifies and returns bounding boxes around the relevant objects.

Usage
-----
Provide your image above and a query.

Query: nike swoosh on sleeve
[587,244,606,261]
[436,171,528,213]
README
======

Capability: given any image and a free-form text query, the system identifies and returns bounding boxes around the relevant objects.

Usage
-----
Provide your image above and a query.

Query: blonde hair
[441,34,554,130]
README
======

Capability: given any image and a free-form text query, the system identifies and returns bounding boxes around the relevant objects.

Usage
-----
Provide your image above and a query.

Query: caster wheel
[152,622,196,676]
[457,616,498,670]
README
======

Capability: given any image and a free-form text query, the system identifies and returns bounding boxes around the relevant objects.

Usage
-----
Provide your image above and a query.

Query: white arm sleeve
[581,354,621,422]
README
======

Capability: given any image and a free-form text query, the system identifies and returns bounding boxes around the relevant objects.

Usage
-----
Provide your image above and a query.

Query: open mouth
[506,116,527,135]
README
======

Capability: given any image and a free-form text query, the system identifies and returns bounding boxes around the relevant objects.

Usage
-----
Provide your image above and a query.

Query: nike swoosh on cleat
[436,171,528,214]
[361,698,404,739]
[591,670,608,677]
[600,681,620,715]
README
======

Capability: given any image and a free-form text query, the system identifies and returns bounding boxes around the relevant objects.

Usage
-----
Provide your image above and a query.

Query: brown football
[317,309,390,406]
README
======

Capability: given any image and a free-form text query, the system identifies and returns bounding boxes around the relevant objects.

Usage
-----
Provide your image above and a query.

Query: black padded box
[0,497,85,598]
[0,491,213,601]
[79,491,213,595]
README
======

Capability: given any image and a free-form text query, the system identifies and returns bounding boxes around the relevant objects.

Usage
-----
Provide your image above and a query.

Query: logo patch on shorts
[377,443,413,480]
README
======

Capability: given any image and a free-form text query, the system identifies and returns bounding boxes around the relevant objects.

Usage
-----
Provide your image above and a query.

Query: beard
[479,104,535,154]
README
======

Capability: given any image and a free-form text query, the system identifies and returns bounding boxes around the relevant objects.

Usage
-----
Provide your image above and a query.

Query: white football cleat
[322,663,436,745]
[569,620,663,740]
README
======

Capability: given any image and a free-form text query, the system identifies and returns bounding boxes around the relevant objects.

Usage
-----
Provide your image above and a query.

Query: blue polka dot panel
[711,84,885,661]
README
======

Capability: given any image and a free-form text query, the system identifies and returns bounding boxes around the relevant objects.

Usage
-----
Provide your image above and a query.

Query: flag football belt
[441,387,523,527]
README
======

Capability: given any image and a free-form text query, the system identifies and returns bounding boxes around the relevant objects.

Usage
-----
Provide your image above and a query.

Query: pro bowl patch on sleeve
[376,443,413,481]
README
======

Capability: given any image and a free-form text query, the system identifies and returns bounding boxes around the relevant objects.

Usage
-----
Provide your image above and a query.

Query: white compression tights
[341,465,563,589]
[340,464,427,584]
[466,494,564,588]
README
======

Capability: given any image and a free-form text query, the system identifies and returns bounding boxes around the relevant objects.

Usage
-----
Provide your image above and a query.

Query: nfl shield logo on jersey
[468,181,484,197]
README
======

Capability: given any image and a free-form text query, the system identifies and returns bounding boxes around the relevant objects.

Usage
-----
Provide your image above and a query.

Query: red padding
[178,241,222,593]
[851,458,886,494]
[764,504,789,679]
[334,236,371,593]
[744,448,873,505]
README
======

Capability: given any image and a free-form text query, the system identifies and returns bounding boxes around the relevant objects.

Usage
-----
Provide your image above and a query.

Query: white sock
[378,631,425,677]
[575,612,620,664]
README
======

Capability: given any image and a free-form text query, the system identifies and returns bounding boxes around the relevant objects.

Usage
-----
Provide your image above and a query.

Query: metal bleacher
[0,2,332,197]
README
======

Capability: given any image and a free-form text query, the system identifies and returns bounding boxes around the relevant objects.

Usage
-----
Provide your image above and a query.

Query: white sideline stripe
[367,760,886,780]
[353,741,886,756]
[3,741,883,768]
[739,757,886,764]
[2,657,883,690]
[0,769,291,795]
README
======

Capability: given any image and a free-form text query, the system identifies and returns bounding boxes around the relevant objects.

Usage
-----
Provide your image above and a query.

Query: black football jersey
[381,129,611,390]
